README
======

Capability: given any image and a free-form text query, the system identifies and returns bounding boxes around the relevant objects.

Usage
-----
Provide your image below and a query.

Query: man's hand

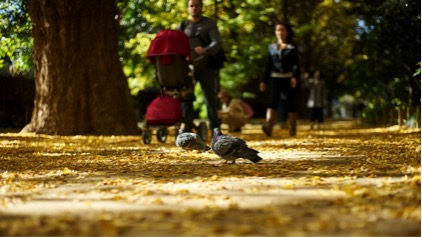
[259,82,266,92]
[291,77,297,88]
[194,46,206,56]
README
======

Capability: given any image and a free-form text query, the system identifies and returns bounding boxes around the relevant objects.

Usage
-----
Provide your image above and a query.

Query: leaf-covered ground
[0,121,420,236]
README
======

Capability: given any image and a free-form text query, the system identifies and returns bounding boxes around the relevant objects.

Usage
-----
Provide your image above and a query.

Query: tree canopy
[1,0,420,124]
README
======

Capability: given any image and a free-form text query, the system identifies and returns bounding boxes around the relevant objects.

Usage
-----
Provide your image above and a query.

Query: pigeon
[176,132,210,152]
[211,128,263,164]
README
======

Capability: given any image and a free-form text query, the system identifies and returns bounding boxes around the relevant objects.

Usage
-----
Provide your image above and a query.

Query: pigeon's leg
[231,160,236,164]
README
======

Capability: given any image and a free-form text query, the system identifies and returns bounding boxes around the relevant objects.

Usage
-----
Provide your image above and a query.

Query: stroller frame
[143,30,208,144]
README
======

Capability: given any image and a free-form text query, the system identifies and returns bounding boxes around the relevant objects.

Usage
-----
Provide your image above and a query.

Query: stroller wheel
[143,129,152,144]
[198,122,208,141]
[156,127,168,143]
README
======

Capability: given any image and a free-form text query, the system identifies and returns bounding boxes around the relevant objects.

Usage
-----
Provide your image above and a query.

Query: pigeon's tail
[242,148,262,163]
[246,154,263,163]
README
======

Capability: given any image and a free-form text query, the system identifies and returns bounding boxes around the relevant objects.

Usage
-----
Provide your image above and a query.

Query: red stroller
[143,30,207,144]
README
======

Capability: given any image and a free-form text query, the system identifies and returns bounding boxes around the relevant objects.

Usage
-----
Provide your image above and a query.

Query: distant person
[217,89,253,133]
[177,0,222,134]
[307,69,327,129]
[260,22,300,137]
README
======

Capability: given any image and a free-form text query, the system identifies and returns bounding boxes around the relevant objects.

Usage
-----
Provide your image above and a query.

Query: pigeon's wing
[238,145,262,163]
[212,135,245,157]
[176,133,195,148]
[212,134,262,163]
[190,134,210,151]
[176,133,210,151]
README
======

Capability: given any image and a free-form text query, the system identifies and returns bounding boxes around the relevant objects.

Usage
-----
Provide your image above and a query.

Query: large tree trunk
[22,0,140,135]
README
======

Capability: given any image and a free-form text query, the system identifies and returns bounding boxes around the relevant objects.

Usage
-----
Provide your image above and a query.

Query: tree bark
[23,0,140,135]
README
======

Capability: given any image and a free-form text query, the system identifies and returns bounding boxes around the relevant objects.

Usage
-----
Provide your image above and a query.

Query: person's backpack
[180,20,226,70]
[206,47,226,70]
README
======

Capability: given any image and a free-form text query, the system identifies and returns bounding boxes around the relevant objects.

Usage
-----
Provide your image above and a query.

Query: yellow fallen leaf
[282,184,295,190]
[153,197,164,205]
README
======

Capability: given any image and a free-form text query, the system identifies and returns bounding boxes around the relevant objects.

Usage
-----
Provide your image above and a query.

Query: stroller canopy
[147,30,191,63]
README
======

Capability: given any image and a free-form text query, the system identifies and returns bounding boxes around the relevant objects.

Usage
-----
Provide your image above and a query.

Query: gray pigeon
[211,128,263,164]
[176,132,210,152]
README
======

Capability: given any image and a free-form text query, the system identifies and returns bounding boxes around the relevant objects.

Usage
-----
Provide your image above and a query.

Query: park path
[0,120,420,236]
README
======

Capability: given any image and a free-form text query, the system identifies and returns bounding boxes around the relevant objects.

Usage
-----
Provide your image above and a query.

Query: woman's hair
[275,22,294,44]
[218,89,231,99]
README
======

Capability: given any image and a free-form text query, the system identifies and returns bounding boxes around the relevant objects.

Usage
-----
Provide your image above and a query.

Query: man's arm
[200,19,221,56]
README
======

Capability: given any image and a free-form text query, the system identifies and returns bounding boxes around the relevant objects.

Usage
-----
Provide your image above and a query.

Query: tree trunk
[22,0,140,135]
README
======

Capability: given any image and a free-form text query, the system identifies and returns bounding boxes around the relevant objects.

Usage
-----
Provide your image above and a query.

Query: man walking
[178,0,222,134]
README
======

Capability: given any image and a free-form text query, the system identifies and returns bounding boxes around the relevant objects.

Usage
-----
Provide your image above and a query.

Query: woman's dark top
[262,43,300,83]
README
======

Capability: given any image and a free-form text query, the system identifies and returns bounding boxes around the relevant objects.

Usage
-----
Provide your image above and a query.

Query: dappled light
[0,121,420,236]
[0,1,419,235]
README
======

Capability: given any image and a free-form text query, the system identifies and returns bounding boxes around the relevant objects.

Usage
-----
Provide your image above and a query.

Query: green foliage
[122,32,157,95]
[117,0,187,95]
[0,0,33,73]
[414,63,421,77]
[2,0,420,124]
[343,0,421,120]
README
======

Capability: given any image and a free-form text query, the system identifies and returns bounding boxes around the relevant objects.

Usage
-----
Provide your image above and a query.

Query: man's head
[188,0,203,20]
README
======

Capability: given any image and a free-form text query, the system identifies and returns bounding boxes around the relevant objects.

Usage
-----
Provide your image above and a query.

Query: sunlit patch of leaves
[0,124,420,236]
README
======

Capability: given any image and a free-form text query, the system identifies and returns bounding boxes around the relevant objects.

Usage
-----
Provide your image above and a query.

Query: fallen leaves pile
[0,121,420,236]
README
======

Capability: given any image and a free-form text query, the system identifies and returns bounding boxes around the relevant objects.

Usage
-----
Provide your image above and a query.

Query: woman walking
[260,22,300,137]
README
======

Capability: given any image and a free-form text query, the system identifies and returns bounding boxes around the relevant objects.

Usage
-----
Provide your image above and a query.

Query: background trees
[117,0,420,124]
[2,0,140,135]
[345,0,421,124]
[0,0,32,73]
[1,0,420,131]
